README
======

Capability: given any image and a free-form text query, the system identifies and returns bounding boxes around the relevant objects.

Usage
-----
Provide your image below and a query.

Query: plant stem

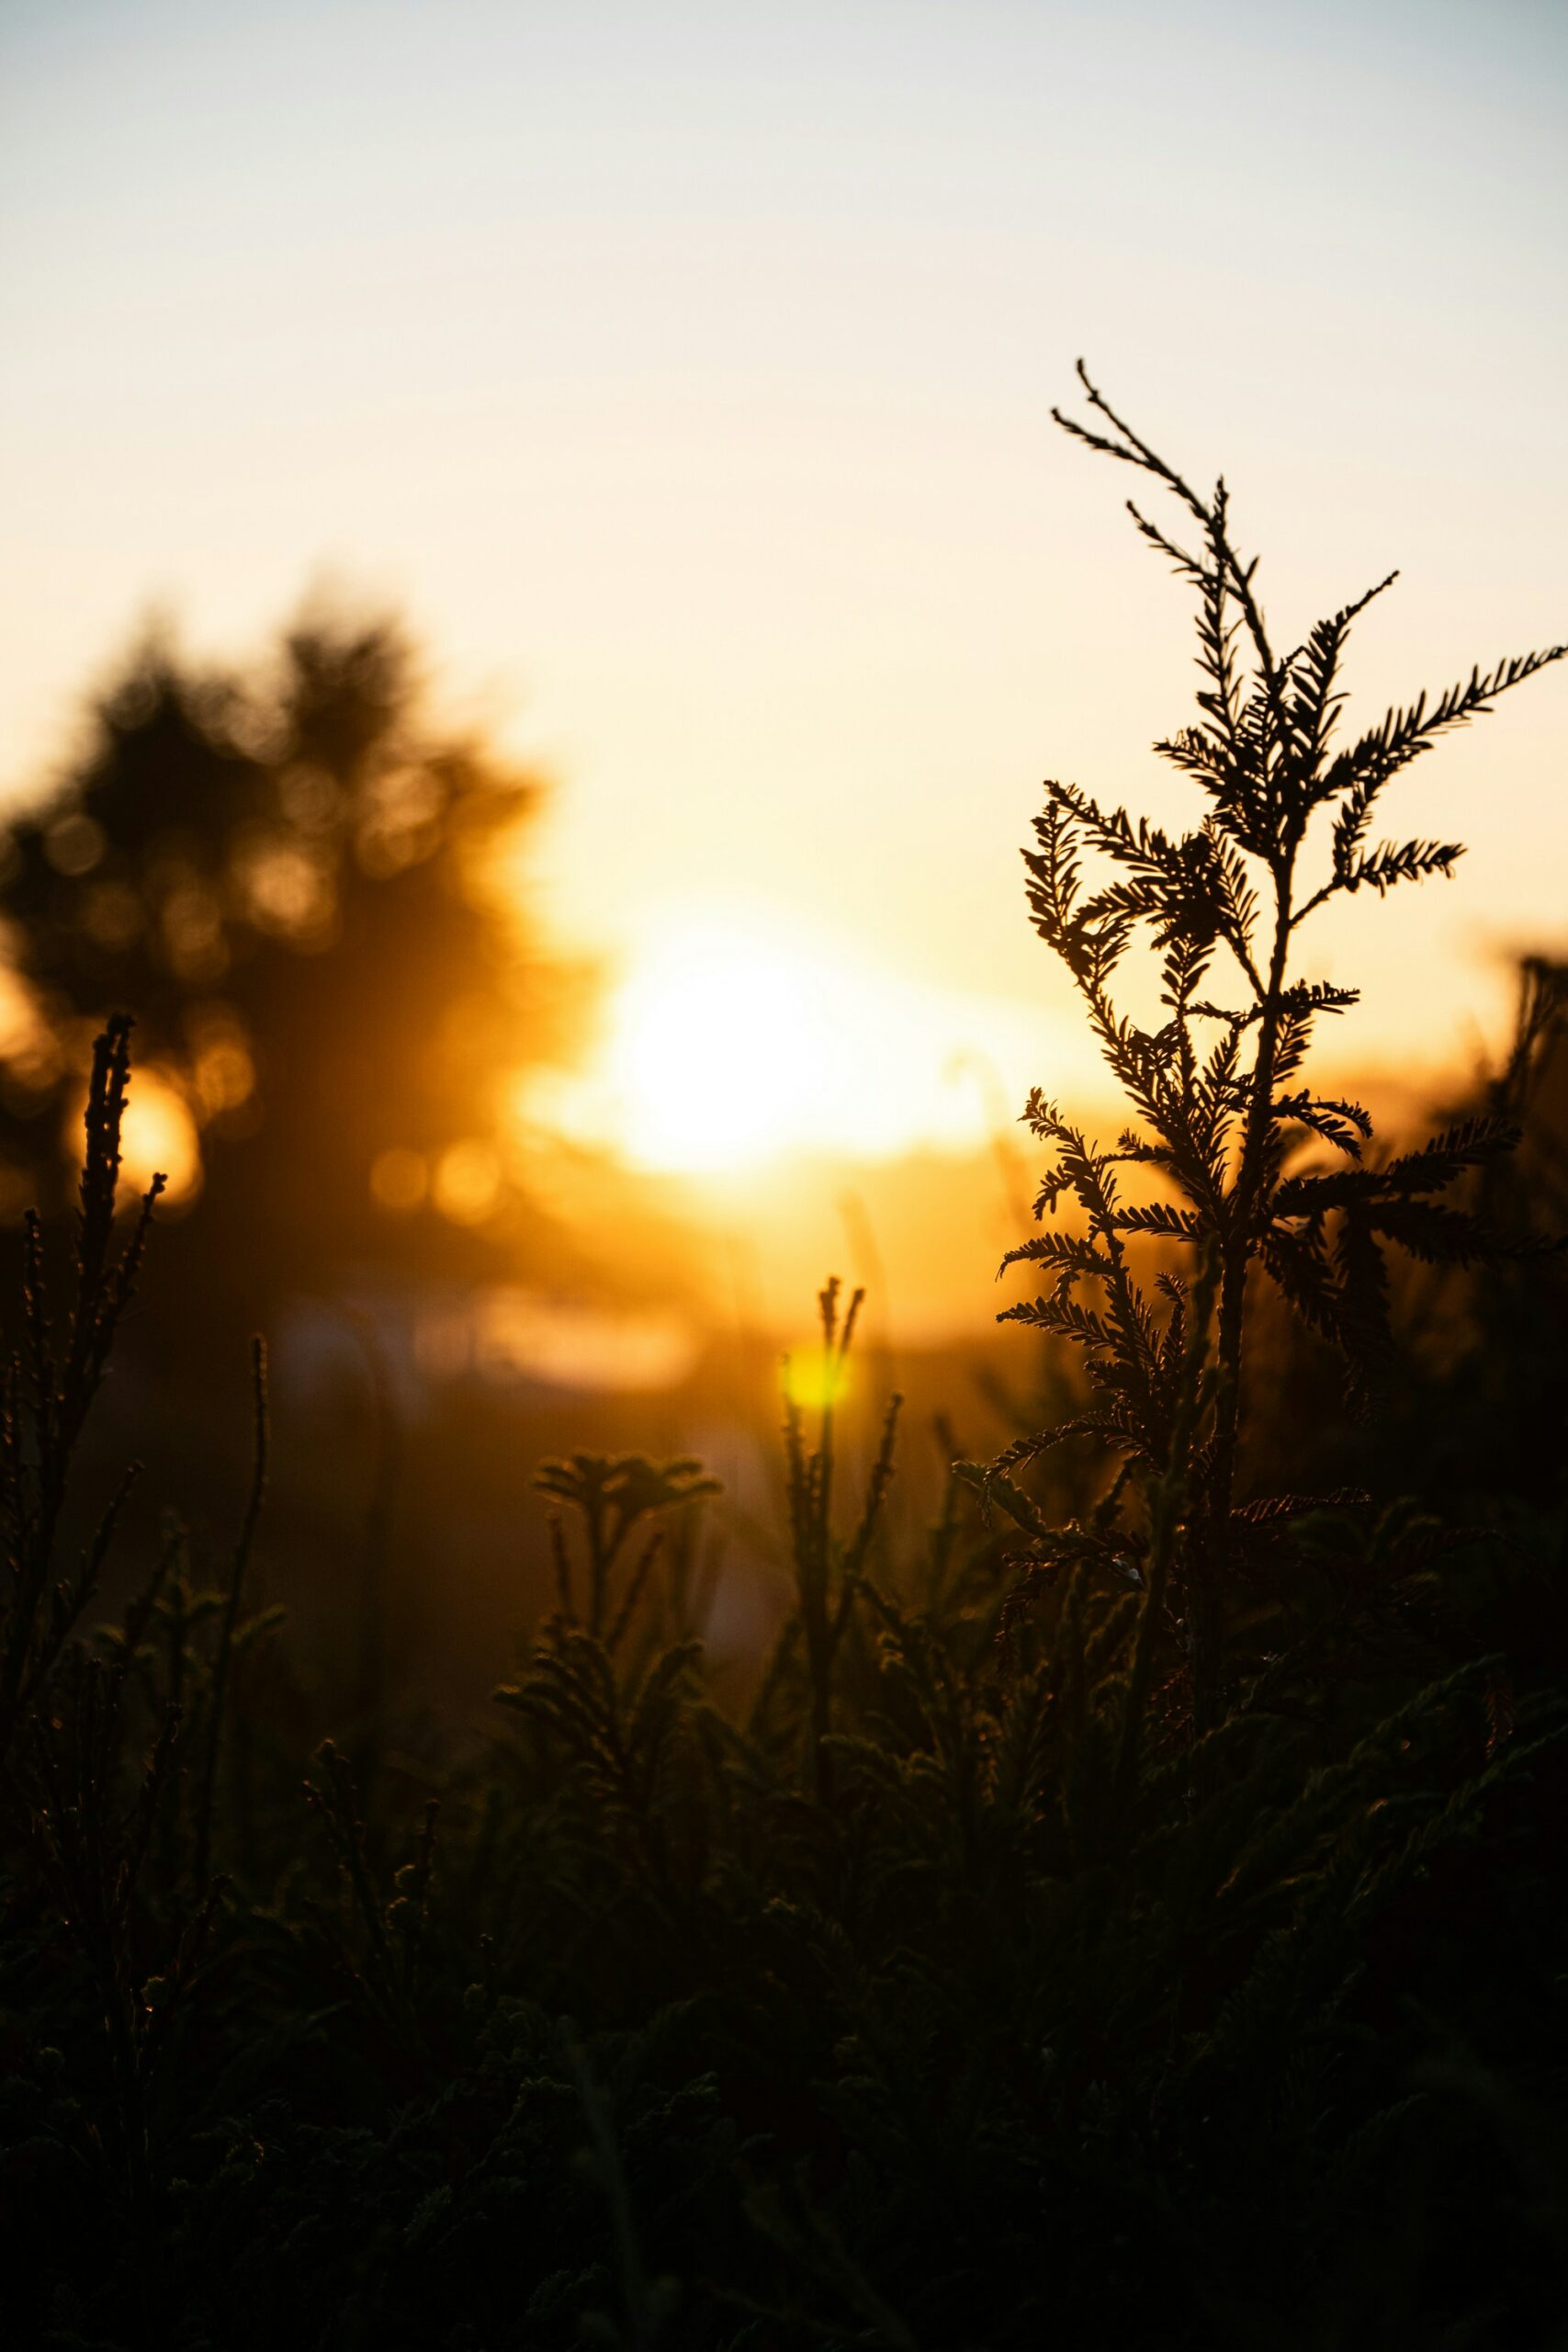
[1198,858,1295,1725]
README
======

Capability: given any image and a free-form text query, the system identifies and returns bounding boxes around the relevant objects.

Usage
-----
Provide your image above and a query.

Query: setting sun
[527,909,1103,1178]
[605,926,827,1172]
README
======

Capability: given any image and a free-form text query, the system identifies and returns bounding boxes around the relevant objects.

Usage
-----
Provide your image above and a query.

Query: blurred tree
[0,609,583,1323]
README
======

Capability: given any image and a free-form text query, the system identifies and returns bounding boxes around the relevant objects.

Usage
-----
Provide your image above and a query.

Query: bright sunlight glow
[606,930,826,1172]
[522,908,1103,1177]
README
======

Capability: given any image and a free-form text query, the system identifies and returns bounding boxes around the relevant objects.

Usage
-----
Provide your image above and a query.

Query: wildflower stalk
[782,1279,900,1801]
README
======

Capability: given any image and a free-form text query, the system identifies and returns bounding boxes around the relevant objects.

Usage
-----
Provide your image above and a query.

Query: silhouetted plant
[0,1016,163,1767]
[982,363,1566,1724]
[533,1451,721,1651]
[302,1737,441,2075]
[778,1278,901,1796]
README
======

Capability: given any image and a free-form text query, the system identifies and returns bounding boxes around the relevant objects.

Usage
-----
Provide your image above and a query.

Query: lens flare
[782,1348,850,1412]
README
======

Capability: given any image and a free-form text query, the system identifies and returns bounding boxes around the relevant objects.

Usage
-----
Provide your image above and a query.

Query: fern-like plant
[985,364,1565,1726]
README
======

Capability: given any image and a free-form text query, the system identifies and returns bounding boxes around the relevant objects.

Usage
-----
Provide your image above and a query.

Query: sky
[2,0,1565,1174]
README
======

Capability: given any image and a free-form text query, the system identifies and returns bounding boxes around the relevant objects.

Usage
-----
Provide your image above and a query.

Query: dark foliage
[4,386,1568,2350]
[983,362,1565,1729]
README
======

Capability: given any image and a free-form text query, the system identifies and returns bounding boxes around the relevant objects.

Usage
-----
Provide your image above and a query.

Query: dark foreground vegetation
[5,383,1568,2349]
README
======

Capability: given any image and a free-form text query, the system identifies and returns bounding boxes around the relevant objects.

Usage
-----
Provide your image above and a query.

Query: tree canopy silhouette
[0,610,580,1322]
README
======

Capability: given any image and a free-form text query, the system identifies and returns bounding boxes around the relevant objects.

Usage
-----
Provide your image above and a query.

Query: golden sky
[2,0,1565,1180]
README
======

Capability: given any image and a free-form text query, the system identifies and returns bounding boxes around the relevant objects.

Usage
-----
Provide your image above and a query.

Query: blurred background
[1,0,1564,1710]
